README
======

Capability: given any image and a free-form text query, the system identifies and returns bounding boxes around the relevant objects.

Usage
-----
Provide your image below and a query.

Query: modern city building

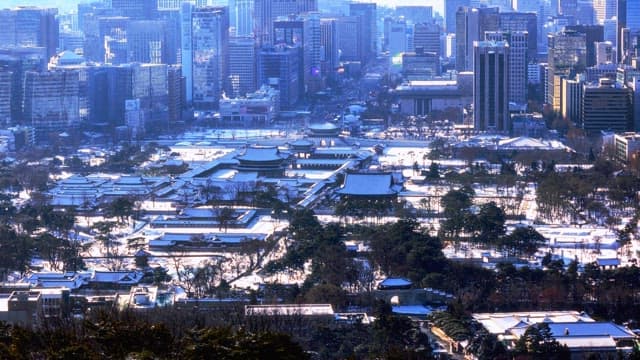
[0,7,59,61]
[188,6,229,110]
[456,6,499,71]
[219,85,280,127]
[413,23,441,61]
[258,44,301,109]
[349,2,377,64]
[566,25,604,67]
[499,12,537,61]
[561,77,584,124]
[228,36,257,98]
[23,70,80,141]
[582,78,633,134]
[473,40,510,132]
[229,0,254,37]
[547,30,586,111]
[595,41,614,64]
[254,0,318,46]
[485,31,528,105]
[445,0,470,34]
[402,48,440,80]
[320,18,339,81]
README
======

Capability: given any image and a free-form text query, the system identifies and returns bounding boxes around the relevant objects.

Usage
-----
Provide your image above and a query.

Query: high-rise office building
[576,0,595,25]
[126,20,172,64]
[228,36,257,97]
[628,0,640,33]
[456,6,499,71]
[336,16,359,62]
[566,25,604,66]
[0,47,47,124]
[110,0,157,19]
[561,78,583,124]
[23,70,80,141]
[402,48,440,80]
[186,6,229,110]
[0,72,12,127]
[593,0,617,23]
[547,30,586,111]
[582,78,633,133]
[499,12,538,61]
[320,18,339,81]
[255,0,317,46]
[413,23,441,61]
[274,13,322,93]
[559,0,578,17]
[595,41,614,63]
[349,2,377,63]
[486,31,528,105]
[473,40,510,132]
[230,0,254,36]
[167,65,184,127]
[445,0,470,34]
[388,19,408,57]
[396,6,433,26]
[258,44,301,109]
[0,7,59,61]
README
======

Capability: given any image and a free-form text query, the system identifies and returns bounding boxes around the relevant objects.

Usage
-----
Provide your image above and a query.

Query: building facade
[473,41,510,132]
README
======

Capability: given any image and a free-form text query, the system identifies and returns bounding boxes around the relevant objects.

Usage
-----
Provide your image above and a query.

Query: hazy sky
[5,0,445,16]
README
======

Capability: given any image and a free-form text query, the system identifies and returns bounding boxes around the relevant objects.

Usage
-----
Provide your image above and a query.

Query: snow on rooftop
[338,172,397,196]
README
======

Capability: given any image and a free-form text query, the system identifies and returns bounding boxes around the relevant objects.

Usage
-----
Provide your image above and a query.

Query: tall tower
[486,31,528,105]
[349,2,377,63]
[413,23,441,60]
[258,45,301,109]
[0,7,59,61]
[230,0,254,36]
[445,0,470,34]
[254,0,317,46]
[473,41,510,132]
[547,30,586,111]
[456,6,499,71]
[191,6,229,110]
[228,36,256,97]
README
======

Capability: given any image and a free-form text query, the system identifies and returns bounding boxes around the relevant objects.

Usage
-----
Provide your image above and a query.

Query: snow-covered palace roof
[337,172,399,197]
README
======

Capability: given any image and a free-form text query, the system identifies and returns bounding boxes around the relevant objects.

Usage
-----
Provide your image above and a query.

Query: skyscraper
[258,45,301,109]
[559,0,578,17]
[23,70,80,141]
[547,30,586,110]
[413,23,441,61]
[499,12,538,61]
[273,13,322,94]
[349,2,377,63]
[230,0,254,36]
[456,6,499,71]
[582,78,633,134]
[187,6,229,110]
[486,31,528,105]
[566,25,604,66]
[0,7,59,61]
[110,0,157,19]
[228,36,257,97]
[320,18,339,81]
[473,40,510,132]
[254,0,317,46]
[445,0,470,34]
